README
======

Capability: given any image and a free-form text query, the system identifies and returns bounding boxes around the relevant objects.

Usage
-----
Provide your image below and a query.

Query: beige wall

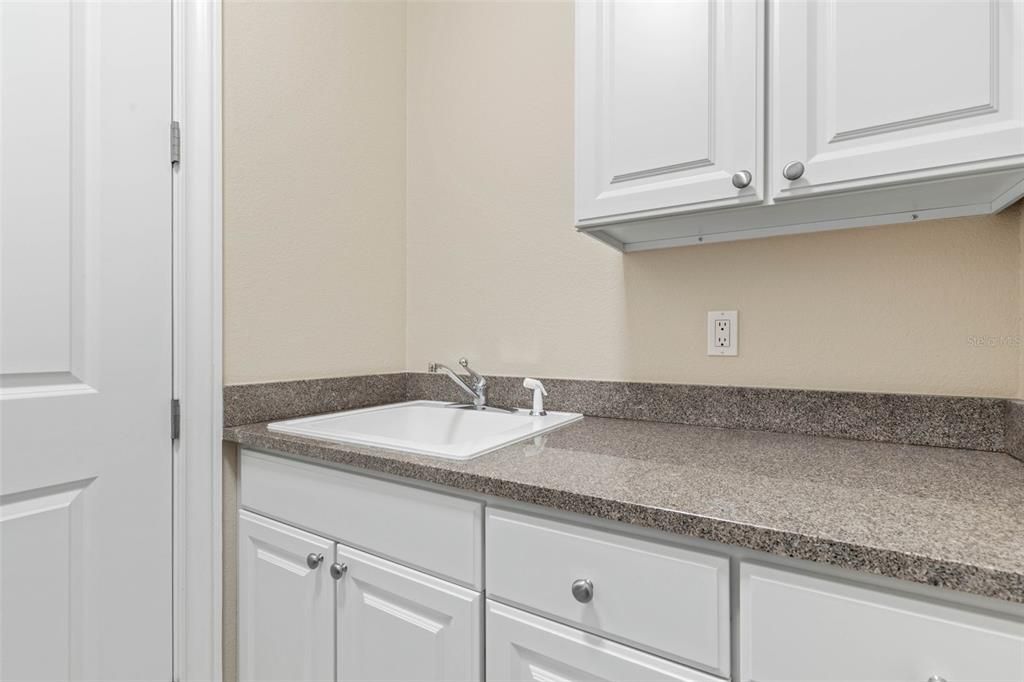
[224,0,1024,399]
[405,0,1024,398]
[223,0,407,384]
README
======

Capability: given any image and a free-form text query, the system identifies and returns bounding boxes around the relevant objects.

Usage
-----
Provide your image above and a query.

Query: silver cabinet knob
[330,562,348,580]
[731,170,752,189]
[571,578,594,603]
[782,161,805,181]
[306,553,324,569]
[927,677,948,682]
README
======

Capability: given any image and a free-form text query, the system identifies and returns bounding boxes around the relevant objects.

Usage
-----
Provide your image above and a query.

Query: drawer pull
[571,578,594,603]
[330,562,348,580]
[306,553,324,569]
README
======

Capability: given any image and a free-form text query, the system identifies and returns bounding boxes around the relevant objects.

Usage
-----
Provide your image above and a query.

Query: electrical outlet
[708,311,738,356]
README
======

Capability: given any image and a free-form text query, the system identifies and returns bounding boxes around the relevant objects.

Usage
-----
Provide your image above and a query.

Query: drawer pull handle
[571,578,594,603]
[306,553,324,569]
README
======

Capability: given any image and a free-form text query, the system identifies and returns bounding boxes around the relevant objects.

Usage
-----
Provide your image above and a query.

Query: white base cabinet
[336,544,481,682]
[239,511,335,682]
[238,449,1024,682]
[486,601,721,682]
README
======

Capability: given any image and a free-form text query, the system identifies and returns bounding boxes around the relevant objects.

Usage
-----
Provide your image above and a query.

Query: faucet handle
[459,357,487,388]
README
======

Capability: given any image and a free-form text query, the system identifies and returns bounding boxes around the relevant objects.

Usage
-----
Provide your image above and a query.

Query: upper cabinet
[772,0,1024,199]
[575,0,763,222]
[576,0,1024,251]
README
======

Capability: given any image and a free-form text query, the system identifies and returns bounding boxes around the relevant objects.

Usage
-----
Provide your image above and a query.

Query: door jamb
[172,0,223,679]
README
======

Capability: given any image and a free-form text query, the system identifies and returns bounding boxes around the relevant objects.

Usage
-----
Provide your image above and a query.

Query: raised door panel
[576,0,762,224]
[486,601,722,682]
[239,511,335,682]
[772,0,1024,198]
[336,543,481,682]
[739,564,1024,682]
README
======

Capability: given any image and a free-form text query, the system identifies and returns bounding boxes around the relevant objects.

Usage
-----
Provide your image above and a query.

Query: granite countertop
[224,415,1024,604]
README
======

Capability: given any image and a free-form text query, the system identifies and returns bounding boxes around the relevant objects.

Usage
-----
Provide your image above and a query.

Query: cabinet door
[575,0,763,224]
[336,543,481,682]
[238,510,335,682]
[772,0,1024,199]
[487,601,722,682]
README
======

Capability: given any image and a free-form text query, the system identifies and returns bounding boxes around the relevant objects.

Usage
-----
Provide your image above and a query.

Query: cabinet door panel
[576,0,762,223]
[486,601,721,682]
[238,511,335,682]
[337,543,481,682]
[772,0,1024,198]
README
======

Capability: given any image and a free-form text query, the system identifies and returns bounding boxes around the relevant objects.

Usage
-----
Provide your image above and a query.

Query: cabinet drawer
[487,601,721,682]
[740,563,1024,682]
[240,450,483,588]
[486,509,730,676]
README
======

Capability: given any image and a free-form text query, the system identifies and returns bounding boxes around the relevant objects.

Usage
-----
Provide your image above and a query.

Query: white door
[0,2,173,680]
[575,0,763,224]
[238,511,335,682]
[486,601,721,682]
[772,0,1024,199]
[336,543,481,682]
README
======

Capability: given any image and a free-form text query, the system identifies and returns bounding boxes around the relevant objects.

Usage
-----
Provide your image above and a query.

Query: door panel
[0,1,172,679]
[486,601,721,682]
[238,511,335,682]
[337,543,481,682]
[772,0,1024,198]
[576,0,762,223]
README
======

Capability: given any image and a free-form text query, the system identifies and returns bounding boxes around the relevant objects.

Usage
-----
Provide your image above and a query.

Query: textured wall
[404,0,1023,398]
[223,0,407,383]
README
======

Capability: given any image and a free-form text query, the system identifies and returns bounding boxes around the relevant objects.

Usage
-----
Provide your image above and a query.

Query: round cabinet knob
[306,553,324,569]
[782,161,805,181]
[731,170,752,189]
[571,578,594,603]
[330,562,348,580]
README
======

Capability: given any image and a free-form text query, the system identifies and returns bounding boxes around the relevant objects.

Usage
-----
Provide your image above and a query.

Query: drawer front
[740,563,1024,682]
[486,509,730,676]
[241,450,483,588]
[487,601,721,682]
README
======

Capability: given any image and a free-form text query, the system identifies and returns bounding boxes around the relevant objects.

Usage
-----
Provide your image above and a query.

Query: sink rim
[267,400,583,460]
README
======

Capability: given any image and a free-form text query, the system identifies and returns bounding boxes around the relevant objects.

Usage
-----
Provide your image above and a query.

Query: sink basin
[267,400,583,460]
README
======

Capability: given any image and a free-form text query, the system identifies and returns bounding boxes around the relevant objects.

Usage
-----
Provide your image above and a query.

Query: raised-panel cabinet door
[238,511,335,682]
[486,601,722,682]
[336,543,482,682]
[576,0,763,224]
[772,0,1024,199]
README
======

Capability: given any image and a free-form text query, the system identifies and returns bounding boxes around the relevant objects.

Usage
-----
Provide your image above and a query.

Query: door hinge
[171,398,181,441]
[170,120,181,165]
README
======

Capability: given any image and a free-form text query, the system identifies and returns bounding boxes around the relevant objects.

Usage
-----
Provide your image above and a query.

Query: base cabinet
[486,601,720,682]
[238,511,335,682]
[238,510,482,682]
[337,544,481,681]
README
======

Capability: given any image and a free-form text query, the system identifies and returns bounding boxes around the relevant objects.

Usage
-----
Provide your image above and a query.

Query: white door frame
[172,0,223,679]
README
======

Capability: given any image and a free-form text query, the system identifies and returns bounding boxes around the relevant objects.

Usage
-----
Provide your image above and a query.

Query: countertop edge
[224,424,1024,605]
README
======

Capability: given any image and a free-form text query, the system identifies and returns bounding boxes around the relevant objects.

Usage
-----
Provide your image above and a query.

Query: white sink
[268,400,583,460]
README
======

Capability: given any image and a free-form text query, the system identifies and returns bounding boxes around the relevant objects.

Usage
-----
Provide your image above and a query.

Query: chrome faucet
[428,357,488,409]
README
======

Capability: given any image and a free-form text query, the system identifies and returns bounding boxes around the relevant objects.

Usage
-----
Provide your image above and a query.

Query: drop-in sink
[268,400,583,460]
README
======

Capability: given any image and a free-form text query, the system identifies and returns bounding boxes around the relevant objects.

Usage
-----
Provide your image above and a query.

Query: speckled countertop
[224,416,1024,604]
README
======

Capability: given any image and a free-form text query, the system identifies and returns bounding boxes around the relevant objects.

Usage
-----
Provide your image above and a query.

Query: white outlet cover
[707,311,738,356]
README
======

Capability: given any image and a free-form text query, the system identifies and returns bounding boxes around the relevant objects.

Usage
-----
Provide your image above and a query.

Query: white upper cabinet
[575,0,1024,251]
[772,0,1024,199]
[575,0,763,224]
